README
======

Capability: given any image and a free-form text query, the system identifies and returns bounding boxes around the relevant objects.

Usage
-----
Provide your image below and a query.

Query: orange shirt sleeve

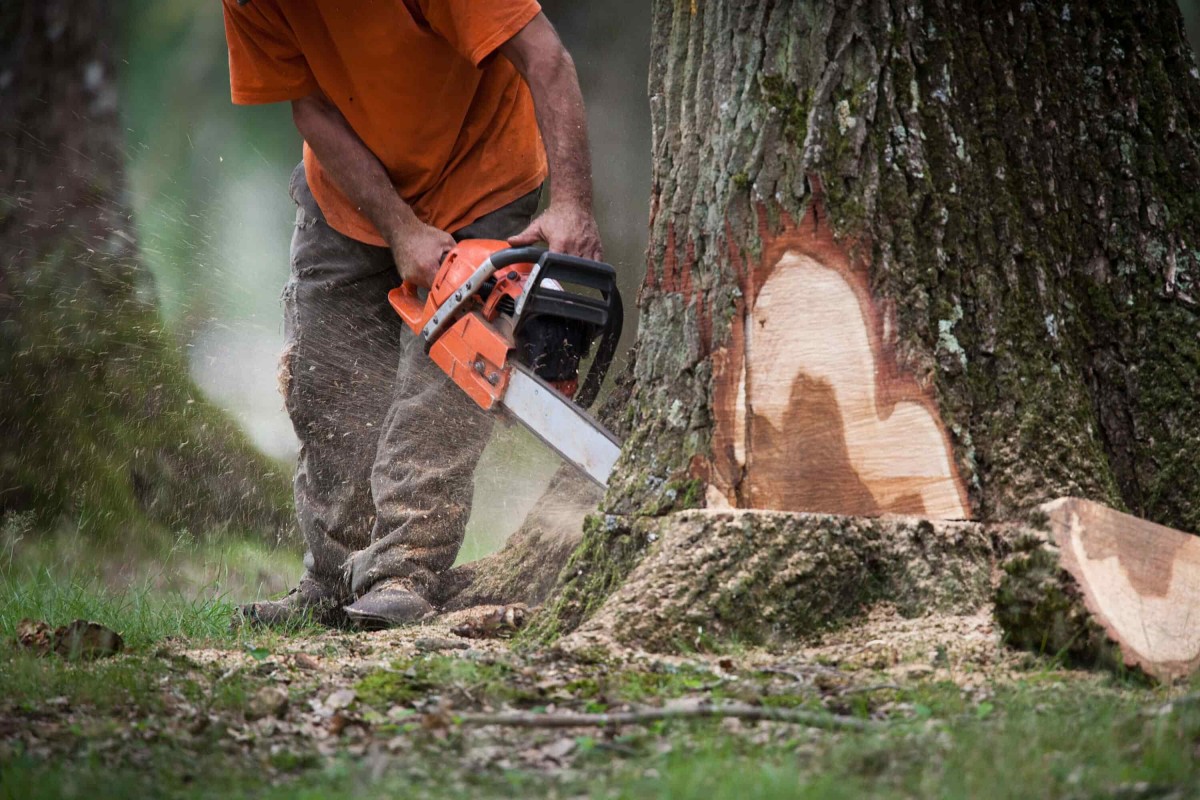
[222,0,318,105]
[417,0,543,67]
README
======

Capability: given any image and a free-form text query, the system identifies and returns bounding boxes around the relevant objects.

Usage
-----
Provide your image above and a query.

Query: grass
[0,513,305,643]
[2,530,1198,799]
[0,524,312,717]
[5,682,1198,799]
[0,568,239,648]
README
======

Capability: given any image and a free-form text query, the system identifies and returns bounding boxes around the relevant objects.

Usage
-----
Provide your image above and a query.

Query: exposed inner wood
[1044,497,1200,680]
[711,202,969,520]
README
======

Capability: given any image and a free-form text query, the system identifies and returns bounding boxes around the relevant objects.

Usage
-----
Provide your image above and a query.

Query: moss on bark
[994,528,1129,675]
[560,510,998,654]
[520,513,656,644]
[609,0,1200,528]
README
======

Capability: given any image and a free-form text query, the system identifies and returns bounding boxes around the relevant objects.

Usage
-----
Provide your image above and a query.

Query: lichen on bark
[620,0,1200,527]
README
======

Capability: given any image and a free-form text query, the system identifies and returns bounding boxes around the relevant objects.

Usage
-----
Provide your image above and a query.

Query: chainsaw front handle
[510,250,623,408]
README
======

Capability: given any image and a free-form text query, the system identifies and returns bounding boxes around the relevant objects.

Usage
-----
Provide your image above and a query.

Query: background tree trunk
[525,0,1200,654]
[0,2,291,538]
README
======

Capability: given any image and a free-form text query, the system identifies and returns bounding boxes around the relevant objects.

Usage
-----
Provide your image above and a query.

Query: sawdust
[3,598,1108,793]
[558,604,1022,686]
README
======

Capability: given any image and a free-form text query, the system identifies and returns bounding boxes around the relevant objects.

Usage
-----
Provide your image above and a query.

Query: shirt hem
[231,80,318,106]
[316,169,548,247]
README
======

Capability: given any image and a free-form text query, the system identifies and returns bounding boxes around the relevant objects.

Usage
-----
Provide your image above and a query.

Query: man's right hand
[388,221,455,289]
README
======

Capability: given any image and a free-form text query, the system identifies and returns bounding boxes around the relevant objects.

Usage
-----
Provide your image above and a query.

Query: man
[222,0,602,628]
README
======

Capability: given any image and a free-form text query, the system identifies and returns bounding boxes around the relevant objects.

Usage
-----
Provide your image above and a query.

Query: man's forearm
[524,50,594,211]
[500,14,602,259]
[291,93,419,242]
[291,93,453,286]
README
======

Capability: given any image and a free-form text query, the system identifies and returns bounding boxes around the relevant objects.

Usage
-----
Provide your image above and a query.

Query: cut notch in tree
[708,195,971,520]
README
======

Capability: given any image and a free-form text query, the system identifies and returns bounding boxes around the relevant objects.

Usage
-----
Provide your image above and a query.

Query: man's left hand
[508,202,603,261]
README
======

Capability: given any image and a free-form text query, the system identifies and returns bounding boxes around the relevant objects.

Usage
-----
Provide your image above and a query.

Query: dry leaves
[245,686,290,721]
[450,604,531,639]
[15,618,123,660]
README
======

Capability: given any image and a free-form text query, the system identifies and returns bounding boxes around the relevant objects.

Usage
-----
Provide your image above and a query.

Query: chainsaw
[388,240,623,487]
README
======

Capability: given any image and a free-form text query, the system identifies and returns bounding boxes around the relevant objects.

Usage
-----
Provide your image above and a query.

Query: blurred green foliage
[121,0,300,331]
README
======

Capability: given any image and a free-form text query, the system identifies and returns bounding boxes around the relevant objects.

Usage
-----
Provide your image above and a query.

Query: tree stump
[559,509,998,653]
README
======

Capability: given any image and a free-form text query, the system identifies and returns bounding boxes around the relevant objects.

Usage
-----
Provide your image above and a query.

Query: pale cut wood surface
[710,200,969,520]
[1045,497,1200,681]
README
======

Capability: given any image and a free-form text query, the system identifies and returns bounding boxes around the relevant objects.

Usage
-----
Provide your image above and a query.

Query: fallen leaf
[541,737,576,761]
[16,619,123,661]
[16,619,54,655]
[293,653,320,671]
[244,644,271,662]
[420,709,453,732]
[245,686,289,721]
[325,688,356,710]
[451,604,531,639]
[414,637,470,652]
[327,711,351,736]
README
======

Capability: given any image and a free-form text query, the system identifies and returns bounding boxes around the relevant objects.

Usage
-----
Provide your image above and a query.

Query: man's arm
[291,92,454,288]
[500,14,603,261]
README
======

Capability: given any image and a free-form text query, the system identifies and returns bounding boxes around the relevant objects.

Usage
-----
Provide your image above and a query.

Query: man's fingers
[509,214,604,262]
[507,219,544,247]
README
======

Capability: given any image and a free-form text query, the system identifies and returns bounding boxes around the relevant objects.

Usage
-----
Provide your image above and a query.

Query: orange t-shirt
[222,0,547,245]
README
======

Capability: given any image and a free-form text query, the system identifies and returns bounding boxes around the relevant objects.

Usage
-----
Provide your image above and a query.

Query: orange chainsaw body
[388,240,533,411]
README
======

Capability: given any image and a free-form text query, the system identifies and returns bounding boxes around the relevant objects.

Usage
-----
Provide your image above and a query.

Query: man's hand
[386,220,455,289]
[508,202,603,261]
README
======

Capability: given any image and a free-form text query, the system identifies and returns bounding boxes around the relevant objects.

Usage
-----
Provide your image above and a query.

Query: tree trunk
[0,2,291,538]
[519,0,1200,670]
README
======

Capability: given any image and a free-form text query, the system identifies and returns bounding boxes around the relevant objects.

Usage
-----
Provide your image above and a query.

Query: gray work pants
[280,163,539,602]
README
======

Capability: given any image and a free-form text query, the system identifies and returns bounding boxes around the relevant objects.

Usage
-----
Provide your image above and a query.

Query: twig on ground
[837,683,902,697]
[757,664,842,683]
[451,703,876,732]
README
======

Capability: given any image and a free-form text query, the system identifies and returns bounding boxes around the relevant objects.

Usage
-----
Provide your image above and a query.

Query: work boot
[237,576,347,629]
[343,577,434,630]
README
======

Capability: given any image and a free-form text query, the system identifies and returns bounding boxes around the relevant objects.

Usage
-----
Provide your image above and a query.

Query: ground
[2,535,1199,799]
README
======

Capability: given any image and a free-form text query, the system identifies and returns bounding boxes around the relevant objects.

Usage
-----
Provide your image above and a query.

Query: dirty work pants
[281,163,539,602]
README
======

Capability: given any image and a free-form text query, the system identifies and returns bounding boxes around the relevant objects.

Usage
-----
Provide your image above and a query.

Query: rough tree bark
[491,0,1200,677]
[0,2,291,538]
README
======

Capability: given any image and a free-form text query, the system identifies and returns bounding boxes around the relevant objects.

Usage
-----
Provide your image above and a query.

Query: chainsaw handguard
[512,251,623,408]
